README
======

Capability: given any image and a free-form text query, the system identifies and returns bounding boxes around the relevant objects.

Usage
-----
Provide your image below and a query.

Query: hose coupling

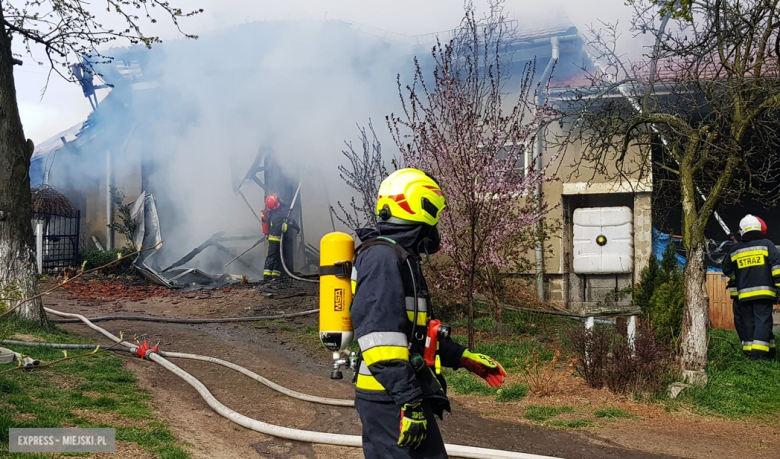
[135,339,159,359]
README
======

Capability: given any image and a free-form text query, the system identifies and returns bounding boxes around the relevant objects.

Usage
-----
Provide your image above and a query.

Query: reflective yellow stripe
[739,290,776,300]
[731,249,769,261]
[351,280,357,295]
[773,269,780,277]
[753,344,770,352]
[406,311,428,326]
[743,345,753,351]
[268,236,281,242]
[361,345,408,366]
[355,373,386,391]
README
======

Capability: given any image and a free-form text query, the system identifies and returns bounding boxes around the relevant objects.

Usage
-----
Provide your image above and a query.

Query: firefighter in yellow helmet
[351,168,506,458]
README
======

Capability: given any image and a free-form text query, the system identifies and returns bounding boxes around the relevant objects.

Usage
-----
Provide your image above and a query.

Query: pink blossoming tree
[388,0,556,349]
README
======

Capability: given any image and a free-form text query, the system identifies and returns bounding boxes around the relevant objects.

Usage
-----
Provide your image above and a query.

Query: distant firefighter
[722,214,778,360]
[261,193,298,281]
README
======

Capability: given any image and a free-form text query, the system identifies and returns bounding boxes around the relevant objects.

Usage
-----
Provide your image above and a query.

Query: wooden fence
[707,272,780,329]
[707,273,733,330]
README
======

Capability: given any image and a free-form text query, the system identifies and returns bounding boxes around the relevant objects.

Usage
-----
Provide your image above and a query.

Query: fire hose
[48,309,317,324]
[1,339,353,407]
[35,307,562,459]
[280,181,319,284]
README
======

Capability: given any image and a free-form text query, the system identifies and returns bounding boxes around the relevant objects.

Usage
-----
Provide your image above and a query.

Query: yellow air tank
[319,232,355,360]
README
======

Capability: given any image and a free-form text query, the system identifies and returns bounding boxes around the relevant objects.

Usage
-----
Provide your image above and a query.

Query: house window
[483,144,526,175]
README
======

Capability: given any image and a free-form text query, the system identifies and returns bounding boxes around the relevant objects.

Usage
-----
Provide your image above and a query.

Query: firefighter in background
[726,218,769,357]
[261,193,298,281]
[351,168,506,458]
[722,214,780,360]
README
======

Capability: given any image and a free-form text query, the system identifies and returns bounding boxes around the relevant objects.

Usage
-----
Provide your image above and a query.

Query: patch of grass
[449,302,577,342]
[495,384,528,402]
[681,330,780,419]
[503,309,578,338]
[0,321,189,457]
[523,405,574,422]
[118,423,190,458]
[546,419,593,429]
[444,369,497,396]
[594,407,634,419]
[451,316,494,332]
[0,314,84,344]
[450,335,554,371]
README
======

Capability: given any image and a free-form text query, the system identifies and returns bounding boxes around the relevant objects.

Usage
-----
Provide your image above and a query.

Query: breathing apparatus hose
[406,258,420,346]
[39,307,563,458]
[280,181,318,284]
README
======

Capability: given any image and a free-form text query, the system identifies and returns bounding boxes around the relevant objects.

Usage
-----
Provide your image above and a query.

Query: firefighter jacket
[351,224,466,412]
[722,231,780,303]
[266,205,298,241]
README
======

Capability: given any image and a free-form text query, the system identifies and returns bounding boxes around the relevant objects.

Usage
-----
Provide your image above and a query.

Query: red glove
[460,350,507,387]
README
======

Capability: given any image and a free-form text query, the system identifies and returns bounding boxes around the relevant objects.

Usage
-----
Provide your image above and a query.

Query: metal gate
[32,210,81,271]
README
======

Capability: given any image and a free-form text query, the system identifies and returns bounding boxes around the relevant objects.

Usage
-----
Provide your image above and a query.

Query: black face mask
[417,225,441,257]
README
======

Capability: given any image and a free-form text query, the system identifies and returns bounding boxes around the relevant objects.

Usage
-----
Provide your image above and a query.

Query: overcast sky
[14,0,630,146]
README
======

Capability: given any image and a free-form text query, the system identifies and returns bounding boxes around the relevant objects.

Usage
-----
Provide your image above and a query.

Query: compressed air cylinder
[319,232,355,353]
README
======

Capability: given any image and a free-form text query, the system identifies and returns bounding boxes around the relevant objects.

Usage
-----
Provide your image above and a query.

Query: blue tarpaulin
[652,228,723,272]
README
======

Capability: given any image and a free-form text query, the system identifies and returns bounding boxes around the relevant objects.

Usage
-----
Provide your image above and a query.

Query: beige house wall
[531,126,653,309]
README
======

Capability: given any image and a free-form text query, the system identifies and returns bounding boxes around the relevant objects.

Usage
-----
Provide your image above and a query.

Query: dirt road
[41,279,779,459]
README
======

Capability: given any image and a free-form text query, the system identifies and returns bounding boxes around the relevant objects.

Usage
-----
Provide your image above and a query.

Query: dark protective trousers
[355,397,448,459]
[742,300,775,360]
[263,239,282,278]
[732,299,751,356]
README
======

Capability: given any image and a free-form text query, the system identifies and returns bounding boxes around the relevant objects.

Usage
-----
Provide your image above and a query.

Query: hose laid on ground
[161,351,354,407]
[2,340,352,406]
[1,340,134,351]
[41,307,562,459]
[49,309,317,324]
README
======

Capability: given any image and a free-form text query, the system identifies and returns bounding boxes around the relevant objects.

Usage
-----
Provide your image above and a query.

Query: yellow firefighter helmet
[376,168,446,226]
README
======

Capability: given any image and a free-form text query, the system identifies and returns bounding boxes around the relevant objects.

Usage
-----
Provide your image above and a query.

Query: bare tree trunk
[680,243,709,386]
[467,274,475,350]
[0,17,45,321]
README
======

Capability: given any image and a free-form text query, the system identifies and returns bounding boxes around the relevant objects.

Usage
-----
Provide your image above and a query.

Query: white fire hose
[2,340,353,407]
[39,307,562,459]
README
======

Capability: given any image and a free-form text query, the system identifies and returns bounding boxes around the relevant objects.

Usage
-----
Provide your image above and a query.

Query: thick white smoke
[19,0,657,278]
[101,20,410,275]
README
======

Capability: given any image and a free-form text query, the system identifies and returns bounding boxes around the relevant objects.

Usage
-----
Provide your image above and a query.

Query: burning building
[29,12,724,314]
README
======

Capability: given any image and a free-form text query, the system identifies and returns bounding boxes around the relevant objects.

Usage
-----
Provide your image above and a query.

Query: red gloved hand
[460,350,507,387]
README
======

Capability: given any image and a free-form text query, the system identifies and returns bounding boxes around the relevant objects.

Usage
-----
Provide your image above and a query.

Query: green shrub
[78,247,134,271]
[647,276,684,345]
[636,243,685,349]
